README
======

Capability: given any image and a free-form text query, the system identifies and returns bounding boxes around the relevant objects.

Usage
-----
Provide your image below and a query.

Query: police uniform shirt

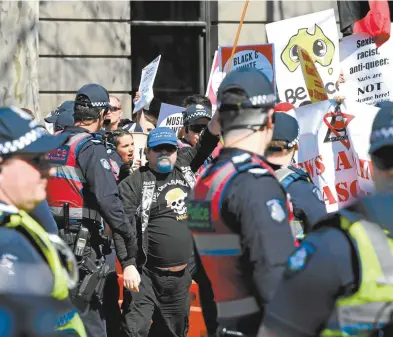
[269,163,327,230]
[262,221,355,337]
[0,203,54,296]
[29,200,58,234]
[218,148,296,305]
[61,126,134,241]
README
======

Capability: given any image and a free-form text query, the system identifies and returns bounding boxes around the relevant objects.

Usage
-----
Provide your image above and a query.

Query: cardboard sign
[339,31,393,105]
[157,103,184,133]
[292,99,378,213]
[205,51,225,114]
[298,47,329,103]
[266,9,340,107]
[219,44,275,87]
[133,55,161,113]
[131,132,148,167]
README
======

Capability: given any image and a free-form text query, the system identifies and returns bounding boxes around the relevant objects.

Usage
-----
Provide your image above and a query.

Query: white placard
[339,31,393,105]
[157,103,184,133]
[292,99,378,213]
[266,9,340,107]
[131,132,148,167]
[133,55,161,113]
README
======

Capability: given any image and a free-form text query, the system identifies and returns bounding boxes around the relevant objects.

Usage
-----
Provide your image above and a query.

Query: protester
[104,95,123,131]
[266,111,327,237]
[116,114,220,337]
[188,68,296,337]
[258,104,393,337]
[0,106,85,336]
[133,91,158,133]
[46,83,139,337]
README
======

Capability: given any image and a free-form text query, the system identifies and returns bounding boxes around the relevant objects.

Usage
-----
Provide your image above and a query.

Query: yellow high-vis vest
[4,208,86,337]
[322,212,393,337]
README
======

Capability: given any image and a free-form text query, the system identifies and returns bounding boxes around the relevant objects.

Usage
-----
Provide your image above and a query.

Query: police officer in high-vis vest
[0,107,85,336]
[187,68,296,337]
[265,112,327,238]
[47,84,138,337]
[258,104,393,337]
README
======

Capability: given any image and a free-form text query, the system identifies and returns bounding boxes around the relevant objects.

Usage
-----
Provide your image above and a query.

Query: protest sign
[219,44,275,87]
[157,103,184,133]
[131,132,148,167]
[133,55,161,113]
[266,9,340,107]
[339,32,393,105]
[298,47,329,103]
[291,99,378,213]
[206,51,225,114]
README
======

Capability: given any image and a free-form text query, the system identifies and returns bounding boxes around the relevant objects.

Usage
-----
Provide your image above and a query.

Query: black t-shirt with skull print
[115,128,220,269]
[147,169,194,267]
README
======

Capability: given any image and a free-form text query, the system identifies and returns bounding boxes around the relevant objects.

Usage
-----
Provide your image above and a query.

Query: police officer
[187,68,296,337]
[46,84,139,337]
[258,104,393,337]
[179,104,212,148]
[265,112,327,237]
[0,106,85,336]
[45,100,75,133]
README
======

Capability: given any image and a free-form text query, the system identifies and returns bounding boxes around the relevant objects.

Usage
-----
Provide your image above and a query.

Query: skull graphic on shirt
[165,188,188,215]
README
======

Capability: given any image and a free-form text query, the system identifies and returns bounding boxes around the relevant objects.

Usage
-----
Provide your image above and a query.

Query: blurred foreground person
[0,107,85,336]
[259,104,393,337]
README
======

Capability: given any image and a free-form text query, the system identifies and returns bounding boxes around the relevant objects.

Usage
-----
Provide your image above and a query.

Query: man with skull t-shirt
[114,121,220,337]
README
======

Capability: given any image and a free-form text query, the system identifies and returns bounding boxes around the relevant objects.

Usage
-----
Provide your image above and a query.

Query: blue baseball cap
[369,105,393,154]
[182,104,212,126]
[45,101,75,130]
[0,107,68,155]
[147,127,178,148]
[271,112,300,149]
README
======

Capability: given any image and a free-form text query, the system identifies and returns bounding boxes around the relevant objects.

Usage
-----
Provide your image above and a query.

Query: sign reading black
[187,200,214,232]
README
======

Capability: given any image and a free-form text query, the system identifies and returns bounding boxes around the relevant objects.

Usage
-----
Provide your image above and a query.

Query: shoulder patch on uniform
[312,186,325,203]
[266,199,286,222]
[100,158,111,171]
[248,168,269,175]
[284,242,315,278]
[232,153,251,164]
[91,139,102,144]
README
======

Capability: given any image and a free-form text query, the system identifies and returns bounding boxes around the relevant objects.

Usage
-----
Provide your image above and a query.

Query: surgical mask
[157,155,174,173]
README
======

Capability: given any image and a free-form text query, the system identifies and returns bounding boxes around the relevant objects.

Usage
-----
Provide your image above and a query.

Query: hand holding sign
[133,55,161,113]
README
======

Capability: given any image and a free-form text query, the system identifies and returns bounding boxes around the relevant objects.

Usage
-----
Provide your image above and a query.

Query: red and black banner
[338,0,392,46]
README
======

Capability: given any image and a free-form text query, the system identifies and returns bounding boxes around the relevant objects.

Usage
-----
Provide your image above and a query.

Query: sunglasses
[5,154,52,170]
[189,124,207,133]
[151,144,177,153]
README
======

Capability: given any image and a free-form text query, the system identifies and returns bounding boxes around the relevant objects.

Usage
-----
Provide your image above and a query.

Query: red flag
[353,0,391,47]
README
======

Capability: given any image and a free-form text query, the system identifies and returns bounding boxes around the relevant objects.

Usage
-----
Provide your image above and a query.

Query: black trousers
[103,247,121,337]
[120,265,192,337]
[188,241,218,335]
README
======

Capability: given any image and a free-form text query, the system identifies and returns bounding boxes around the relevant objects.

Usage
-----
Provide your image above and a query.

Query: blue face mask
[157,155,174,173]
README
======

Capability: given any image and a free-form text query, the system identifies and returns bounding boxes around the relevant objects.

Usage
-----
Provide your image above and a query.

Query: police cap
[217,68,276,132]
[369,103,393,169]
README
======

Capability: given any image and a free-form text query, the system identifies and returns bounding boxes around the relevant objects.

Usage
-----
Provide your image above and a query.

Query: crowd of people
[1,12,393,337]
